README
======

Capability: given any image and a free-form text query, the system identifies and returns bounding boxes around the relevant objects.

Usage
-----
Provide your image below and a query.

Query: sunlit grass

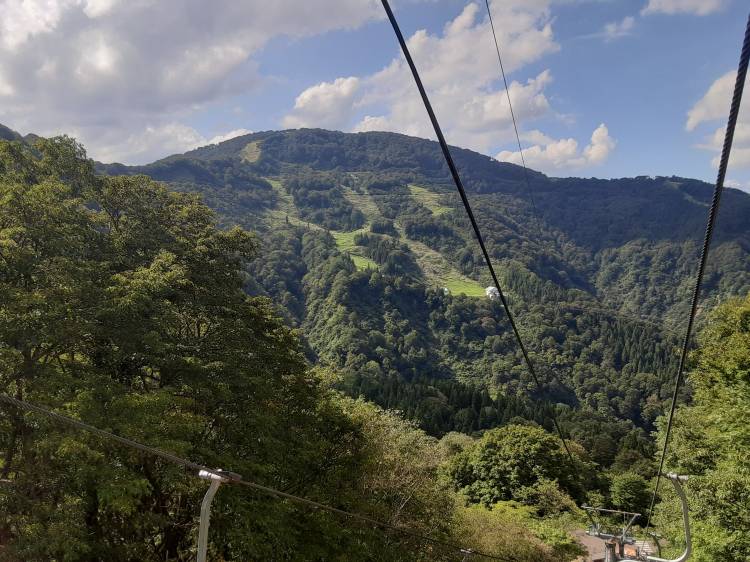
[442,277,486,297]
[409,184,452,216]
[332,229,377,271]
[240,141,261,163]
[350,254,378,270]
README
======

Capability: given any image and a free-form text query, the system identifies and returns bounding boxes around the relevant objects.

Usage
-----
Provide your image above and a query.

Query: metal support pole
[604,540,617,562]
[197,469,228,562]
[646,474,691,562]
[620,474,691,562]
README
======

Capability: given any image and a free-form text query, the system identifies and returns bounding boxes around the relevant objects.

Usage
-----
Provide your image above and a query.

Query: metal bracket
[618,473,691,562]
[646,474,691,562]
[197,469,241,562]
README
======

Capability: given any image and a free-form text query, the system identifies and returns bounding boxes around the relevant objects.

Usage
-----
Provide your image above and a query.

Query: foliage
[99,128,749,450]
[609,472,650,515]
[6,124,750,558]
[285,171,364,231]
[654,293,750,561]
[447,424,593,505]
[456,501,585,562]
[0,137,563,561]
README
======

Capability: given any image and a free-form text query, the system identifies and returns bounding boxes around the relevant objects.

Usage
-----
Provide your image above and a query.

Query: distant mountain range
[96,127,750,321]
[6,124,750,452]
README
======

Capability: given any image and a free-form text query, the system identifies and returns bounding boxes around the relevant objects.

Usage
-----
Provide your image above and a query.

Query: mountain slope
[97,128,750,322]
[7,125,750,461]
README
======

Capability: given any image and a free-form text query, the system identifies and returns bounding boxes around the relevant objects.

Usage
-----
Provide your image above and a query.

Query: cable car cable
[485,0,685,348]
[484,0,540,230]
[645,11,750,530]
[0,392,515,561]
[379,0,594,522]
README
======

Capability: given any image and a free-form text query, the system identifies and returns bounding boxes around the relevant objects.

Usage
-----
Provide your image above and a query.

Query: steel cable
[645,12,750,529]
[485,0,684,348]
[379,0,594,522]
[0,392,514,561]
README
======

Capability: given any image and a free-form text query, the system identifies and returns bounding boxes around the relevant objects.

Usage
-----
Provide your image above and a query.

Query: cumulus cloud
[496,123,615,173]
[686,71,736,131]
[0,0,382,163]
[641,0,727,16]
[725,179,750,193]
[602,16,635,41]
[206,128,253,146]
[687,70,750,170]
[88,123,253,164]
[354,70,554,145]
[283,0,562,154]
[283,77,361,130]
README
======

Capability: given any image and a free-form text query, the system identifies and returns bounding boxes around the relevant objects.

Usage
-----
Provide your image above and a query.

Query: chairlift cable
[485,0,685,347]
[484,0,541,233]
[0,392,515,561]
[644,11,750,530]
[379,0,594,523]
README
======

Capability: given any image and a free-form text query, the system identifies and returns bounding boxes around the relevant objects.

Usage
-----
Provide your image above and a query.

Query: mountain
[15,125,750,463]
[100,128,750,311]
[0,123,22,142]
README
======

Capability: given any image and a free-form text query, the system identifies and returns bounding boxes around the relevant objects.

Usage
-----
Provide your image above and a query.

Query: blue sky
[0,0,748,190]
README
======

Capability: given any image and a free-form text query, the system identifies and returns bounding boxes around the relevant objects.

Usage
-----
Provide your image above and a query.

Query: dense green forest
[0,136,587,560]
[653,293,750,561]
[96,128,750,444]
[0,127,748,559]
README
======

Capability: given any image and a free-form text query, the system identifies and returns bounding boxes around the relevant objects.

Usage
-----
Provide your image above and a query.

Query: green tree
[0,137,562,562]
[654,293,750,561]
[0,138,359,560]
[447,424,593,506]
[609,472,649,515]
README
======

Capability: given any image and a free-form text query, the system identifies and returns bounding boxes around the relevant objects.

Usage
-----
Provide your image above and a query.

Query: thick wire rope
[485,0,685,346]
[0,392,513,561]
[484,0,540,230]
[379,1,595,523]
[645,12,750,529]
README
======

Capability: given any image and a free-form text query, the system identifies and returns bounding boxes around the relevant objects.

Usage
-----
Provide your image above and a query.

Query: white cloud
[711,144,750,170]
[686,71,735,131]
[352,70,554,148]
[206,128,252,145]
[0,0,382,162]
[520,129,555,145]
[354,115,391,133]
[687,71,750,171]
[0,0,73,50]
[641,0,727,16]
[283,0,562,155]
[91,123,253,164]
[81,0,120,18]
[725,179,750,193]
[496,123,615,173]
[602,16,634,41]
[283,77,361,130]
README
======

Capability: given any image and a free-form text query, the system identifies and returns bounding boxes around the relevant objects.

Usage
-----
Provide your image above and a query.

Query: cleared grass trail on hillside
[264,177,324,231]
[263,174,488,294]
[341,183,486,295]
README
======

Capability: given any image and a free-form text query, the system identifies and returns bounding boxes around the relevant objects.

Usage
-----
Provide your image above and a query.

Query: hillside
[10,125,750,454]
[1,127,748,559]
[99,128,750,317]
[92,129,750,446]
[3,135,603,561]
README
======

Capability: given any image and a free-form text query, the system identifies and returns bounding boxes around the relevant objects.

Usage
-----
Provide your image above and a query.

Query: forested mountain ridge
[98,128,750,317]
[3,135,599,561]
[1,128,748,560]
[88,127,750,458]
[8,124,750,452]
